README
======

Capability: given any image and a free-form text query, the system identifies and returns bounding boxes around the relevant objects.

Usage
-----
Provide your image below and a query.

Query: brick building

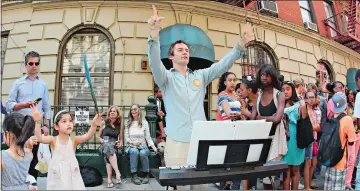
[1,0,360,120]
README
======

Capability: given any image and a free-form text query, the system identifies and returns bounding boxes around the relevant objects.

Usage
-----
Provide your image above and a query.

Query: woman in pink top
[326,81,345,119]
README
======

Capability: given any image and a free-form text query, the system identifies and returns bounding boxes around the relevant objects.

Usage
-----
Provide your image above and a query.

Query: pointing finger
[157,17,164,22]
[152,5,158,17]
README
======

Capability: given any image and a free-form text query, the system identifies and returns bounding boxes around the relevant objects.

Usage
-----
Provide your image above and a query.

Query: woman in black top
[251,65,286,190]
[98,106,123,188]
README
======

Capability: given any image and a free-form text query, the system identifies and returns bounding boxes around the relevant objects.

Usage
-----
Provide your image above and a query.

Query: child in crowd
[34,105,102,190]
[1,112,39,190]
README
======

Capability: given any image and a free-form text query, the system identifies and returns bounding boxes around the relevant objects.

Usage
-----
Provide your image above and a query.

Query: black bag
[80,166,103,187]
[296,109,315,149]
[317,113,347,167]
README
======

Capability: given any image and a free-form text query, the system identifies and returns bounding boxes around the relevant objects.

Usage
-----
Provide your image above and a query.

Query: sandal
[115,179,122,184]
[107,183,114,188]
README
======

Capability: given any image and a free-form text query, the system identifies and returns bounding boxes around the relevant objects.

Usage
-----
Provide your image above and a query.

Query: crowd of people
[216,64,360,190]
[1,4,360,191]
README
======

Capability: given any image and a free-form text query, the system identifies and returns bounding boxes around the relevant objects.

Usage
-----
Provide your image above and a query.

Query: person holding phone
[5,51,51,181]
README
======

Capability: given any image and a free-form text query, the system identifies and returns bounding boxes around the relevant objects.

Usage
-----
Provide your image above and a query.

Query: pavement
[36,166,328,190]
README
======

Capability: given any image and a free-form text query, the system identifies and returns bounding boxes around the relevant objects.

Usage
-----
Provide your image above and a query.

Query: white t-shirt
[354,92,360,118]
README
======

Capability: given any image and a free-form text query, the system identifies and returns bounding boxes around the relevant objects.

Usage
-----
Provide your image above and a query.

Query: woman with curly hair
[217,72,240,121]
[97,106,123,188]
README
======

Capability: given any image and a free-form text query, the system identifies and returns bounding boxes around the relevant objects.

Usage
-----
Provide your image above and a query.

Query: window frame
[240,41,279,78]
[1,31,9,73]
[55,24,115,107]
[323,0,338,36]
[299,0,316,24]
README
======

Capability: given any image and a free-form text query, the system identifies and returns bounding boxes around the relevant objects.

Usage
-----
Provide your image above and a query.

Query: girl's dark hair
[53,111,72,136]
[256,64,281,90]
[235,83,241,91]
[346,89,357,101]
[242,77,258,94]
[3,113,35,152]
[282,81,299,106]
[325,81,344,94]
[218,72,236,94]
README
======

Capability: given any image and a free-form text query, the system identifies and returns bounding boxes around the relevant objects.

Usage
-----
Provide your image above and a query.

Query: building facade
[1,0,360,120]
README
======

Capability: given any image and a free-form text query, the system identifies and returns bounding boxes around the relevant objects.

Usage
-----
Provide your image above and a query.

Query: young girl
[281,81,307,190]
[34,106,102,190]
[1,111,39,190]
[217,72,240,121]
[303,91,321,190]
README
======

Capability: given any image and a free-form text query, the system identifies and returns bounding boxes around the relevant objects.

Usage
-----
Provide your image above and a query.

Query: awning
[159,24,215,63]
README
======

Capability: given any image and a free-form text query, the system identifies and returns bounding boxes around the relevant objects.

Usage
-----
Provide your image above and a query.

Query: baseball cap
[332,92,347,113]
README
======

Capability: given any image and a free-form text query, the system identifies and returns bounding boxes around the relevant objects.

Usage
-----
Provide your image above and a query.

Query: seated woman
[98,106,123,188]
[124,104,157,185]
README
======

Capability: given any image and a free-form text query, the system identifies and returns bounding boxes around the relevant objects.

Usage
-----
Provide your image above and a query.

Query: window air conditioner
[258,1,278,16]
[304,21,318,32]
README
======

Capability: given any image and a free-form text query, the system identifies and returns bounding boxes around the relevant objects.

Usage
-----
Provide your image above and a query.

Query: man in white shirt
[354,69,360,125]
[354,69,360,190]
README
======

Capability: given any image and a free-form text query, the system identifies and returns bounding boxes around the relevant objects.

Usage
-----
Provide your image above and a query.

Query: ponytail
[15,115,35,147]
[326,83,335,93]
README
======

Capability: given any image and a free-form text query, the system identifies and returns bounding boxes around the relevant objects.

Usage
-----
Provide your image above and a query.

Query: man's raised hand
[148,5,164,39]
[238,23,255,47]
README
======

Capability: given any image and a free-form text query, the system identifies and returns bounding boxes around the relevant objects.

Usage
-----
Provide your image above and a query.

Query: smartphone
[34,98,42,102]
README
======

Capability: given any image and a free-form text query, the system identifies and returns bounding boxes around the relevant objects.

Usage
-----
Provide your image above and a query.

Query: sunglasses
[27,62,40,66]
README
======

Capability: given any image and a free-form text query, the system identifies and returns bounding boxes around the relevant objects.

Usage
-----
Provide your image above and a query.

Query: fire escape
[324,0,360,53]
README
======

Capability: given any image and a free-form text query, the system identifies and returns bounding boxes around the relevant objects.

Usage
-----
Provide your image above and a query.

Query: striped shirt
[217,91,241,120]
[124,120,155,148]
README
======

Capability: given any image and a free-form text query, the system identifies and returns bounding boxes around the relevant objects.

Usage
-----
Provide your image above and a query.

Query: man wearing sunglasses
[5,51,51,181]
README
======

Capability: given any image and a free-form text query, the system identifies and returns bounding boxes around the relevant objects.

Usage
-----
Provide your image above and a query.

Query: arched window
[56,25,114,111]
[240,41,278,78]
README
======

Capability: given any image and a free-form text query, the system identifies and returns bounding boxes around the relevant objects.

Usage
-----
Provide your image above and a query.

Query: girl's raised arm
[74,112,103,145]
[31,104,55,145]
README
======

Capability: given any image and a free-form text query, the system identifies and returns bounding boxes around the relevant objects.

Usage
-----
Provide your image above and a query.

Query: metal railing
[324,11,360,39]
[46,96,159,153]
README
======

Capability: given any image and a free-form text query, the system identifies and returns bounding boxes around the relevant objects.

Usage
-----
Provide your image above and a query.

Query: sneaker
[142,174,149,184]
[131,173,141,185]
[345,187,353,190]
[298,183,304,189]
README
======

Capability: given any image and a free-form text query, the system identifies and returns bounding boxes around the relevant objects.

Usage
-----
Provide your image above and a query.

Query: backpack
[317,113,347,167]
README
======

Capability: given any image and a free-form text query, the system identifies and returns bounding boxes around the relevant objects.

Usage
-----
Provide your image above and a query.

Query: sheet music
[186,120,272,166]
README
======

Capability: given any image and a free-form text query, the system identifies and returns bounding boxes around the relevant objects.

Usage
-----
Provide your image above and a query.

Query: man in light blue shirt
[5,51,51,180]
[148,5,254,172]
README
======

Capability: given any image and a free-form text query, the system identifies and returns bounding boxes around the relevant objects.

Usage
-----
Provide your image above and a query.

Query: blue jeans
[128,147,150,173]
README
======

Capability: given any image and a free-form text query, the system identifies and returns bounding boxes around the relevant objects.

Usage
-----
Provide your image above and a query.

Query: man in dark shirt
[154,86,166,141]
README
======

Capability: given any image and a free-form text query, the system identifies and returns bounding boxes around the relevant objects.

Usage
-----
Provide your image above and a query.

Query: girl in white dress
[33,105,102,190]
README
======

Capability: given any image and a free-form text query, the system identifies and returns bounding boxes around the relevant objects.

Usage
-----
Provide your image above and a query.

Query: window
[299,0,315,23]
[240,42,277,78]
[1,31,9,75]
[59,28,112,112]
[324,1,337,37]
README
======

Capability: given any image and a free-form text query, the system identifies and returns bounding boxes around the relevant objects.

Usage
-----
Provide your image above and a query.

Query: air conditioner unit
[258,1,278,16]
[304,21,318,32]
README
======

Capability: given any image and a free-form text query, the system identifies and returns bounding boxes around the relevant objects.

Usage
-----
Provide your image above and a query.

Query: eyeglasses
[335,86,344,90]
[27,62,40,66]
[131,108,138,111]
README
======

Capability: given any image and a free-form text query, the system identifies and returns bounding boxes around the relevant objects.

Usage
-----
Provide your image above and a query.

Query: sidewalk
[36,166,327,190]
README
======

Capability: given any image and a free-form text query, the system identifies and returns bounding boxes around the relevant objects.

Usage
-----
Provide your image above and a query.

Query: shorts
[305,142,314,160]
